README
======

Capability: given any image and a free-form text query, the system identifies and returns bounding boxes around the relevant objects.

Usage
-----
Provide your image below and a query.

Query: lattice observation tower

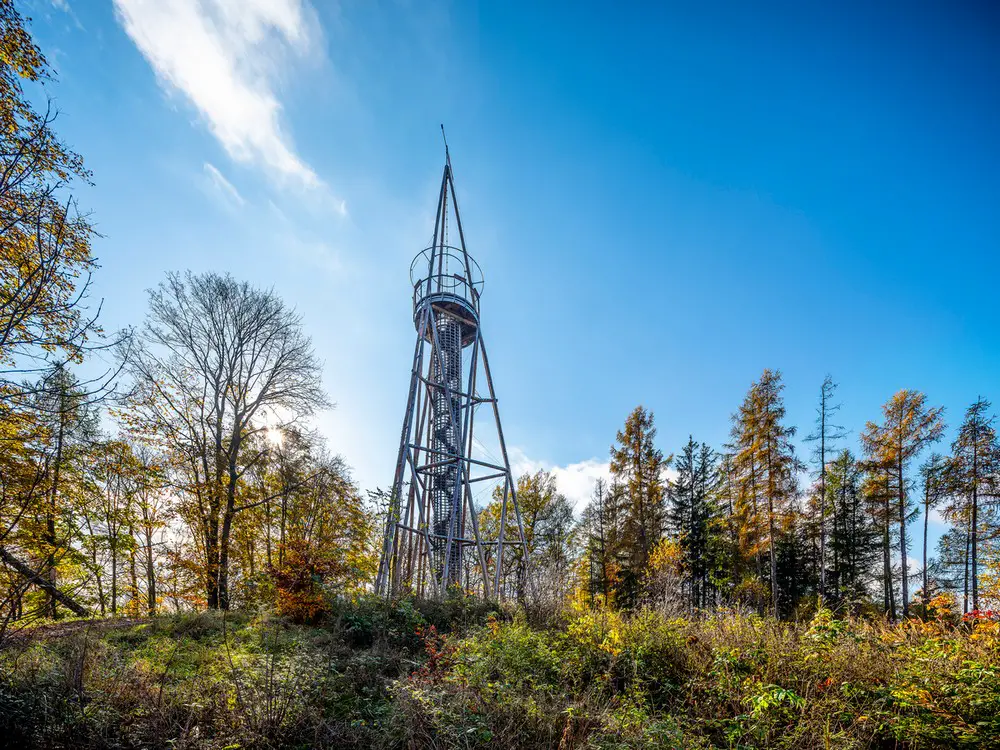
[375,145,528,600]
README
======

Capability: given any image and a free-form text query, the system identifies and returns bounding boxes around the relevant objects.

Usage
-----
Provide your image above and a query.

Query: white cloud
[928,506,949,526]
[509,447,612,515]
[202,162,244,208]
[114,0,329,193]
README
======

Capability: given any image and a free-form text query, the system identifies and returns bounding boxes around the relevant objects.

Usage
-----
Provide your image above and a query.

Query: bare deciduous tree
[125,271,328,609]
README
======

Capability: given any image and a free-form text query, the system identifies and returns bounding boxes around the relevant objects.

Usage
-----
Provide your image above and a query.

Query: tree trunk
[962,522,970,614]
[205,522,219,610]
[883,492,894,619]
[971,439,979,611]
[767,444,778,619]
[47,405,67,620]
[217,461,241,611]
[922,489,929,611]
[898,453,908,618]
[0,547,89,617]
[819,396,826,602]
[110,535,118,616]
[145,526,156,616]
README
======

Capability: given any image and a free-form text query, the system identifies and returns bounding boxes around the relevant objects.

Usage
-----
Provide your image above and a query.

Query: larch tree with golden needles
[755,370,800,617]
[610,406,670,607]
[861,390,944,619]
[731,370,799,617]
[728,387,765,609]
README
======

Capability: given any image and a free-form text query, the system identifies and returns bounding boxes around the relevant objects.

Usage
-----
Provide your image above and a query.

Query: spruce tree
[827,450,879,609]
[668,436,719,611]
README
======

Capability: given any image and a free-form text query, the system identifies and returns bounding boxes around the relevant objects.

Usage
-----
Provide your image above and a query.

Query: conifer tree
[610,406,669,606]
[580,477,624,606]
[862,390,944,618]
[774,500,813,616]
[668,436,720,611]
[805,376,846,601]
[728,391,766,609]
[945,398,1000,612]
[863,458,898,618]
[826,450,879,608]
[918,453,948,608]
[732,371,799,617]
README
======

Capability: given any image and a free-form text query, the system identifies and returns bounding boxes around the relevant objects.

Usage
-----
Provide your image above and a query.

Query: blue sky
[28,1,999,550]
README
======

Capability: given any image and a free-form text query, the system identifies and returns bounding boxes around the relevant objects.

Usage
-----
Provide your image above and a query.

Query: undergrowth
[1,598,997,749]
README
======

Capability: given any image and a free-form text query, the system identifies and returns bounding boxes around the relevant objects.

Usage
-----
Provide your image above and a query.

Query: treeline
[1,2,996,634]
[0,3,373,637]
[498,378,999,620]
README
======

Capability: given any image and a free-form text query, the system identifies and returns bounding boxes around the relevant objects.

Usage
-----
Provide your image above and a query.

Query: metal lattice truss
[375,151,528,601]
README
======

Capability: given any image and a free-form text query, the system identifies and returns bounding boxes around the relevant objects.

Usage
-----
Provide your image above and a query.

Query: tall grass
[0,599,997,748]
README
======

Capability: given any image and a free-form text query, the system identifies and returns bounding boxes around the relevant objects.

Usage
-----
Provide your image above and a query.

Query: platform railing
[410,246,484,317]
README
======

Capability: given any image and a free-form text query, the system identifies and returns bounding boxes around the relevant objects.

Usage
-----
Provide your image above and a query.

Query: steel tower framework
[375,148,528,600]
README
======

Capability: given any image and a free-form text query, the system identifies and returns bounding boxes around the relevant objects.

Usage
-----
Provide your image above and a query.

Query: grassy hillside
[1,600,998,749]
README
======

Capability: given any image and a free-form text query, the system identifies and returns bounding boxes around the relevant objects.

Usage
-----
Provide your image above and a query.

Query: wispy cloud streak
[202,162,244,208]
[114,0,321,188]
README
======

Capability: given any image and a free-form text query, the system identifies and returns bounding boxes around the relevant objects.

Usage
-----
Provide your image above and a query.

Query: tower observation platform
[410,245,483,346]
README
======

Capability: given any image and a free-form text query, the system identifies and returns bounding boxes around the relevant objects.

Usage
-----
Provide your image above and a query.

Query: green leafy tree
[484,470,575,607]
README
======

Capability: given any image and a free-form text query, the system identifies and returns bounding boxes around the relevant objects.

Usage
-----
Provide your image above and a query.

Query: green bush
[2,602,999,748]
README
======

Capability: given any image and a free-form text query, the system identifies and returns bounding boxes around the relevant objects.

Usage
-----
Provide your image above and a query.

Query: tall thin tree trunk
[46,404,66,620]
[767,443,778,619]
[145,526,156,616]
[205,522,219,610]
[971,439,979,611]
[963,521,970,615]
[110,536,118,616]
[130,547,139,614]
[883,491,894,619]
[922,486,930,610]
[898,452,909,618]
[819,392,826,602]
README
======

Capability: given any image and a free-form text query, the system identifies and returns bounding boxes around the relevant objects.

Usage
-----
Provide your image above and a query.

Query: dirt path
[4,617,151,644]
